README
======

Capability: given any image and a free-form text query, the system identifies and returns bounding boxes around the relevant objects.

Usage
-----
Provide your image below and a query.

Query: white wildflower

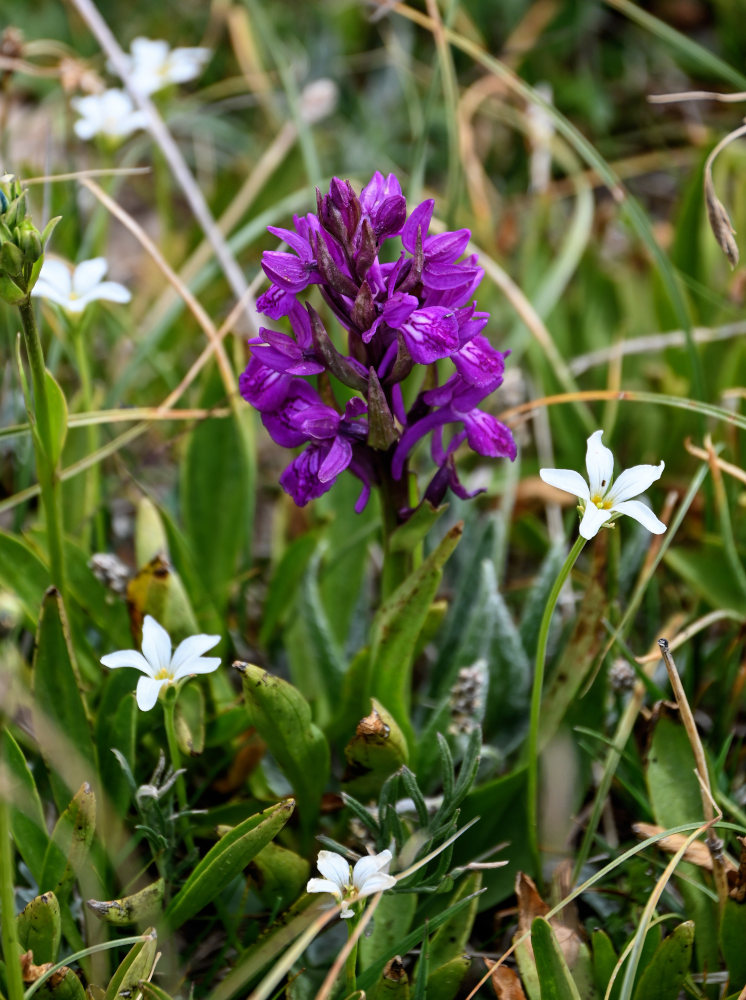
[306,849,396,918]
[540,429,666,540]
[32,257,131,314]
[101,615,220,711]
[122,37,211,95]
[70,88,147,141]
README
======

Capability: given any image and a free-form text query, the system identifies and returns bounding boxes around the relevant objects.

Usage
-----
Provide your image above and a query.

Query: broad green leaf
[665,542,746,615]
[103,929,157,1000]
[531,917,582,1000]
[1,728,49,884]
[32,589,96,807]
[237,663,329,843]
[181,377,252,614]
[39,782,96,898]
[248,842,310,914]
[33,965,86,1000]
[260,530,321,646]
[134,495,170,569]
[43,368,67,467]
[0,530,49,625]
[423,954,471,1000]
[126,552,199,638]
[165,799,294,928]
[645,714,718,974]
[720,898,746,991]
[16,892,61,964]
[632,921,693,1000]
[389,500,447,553]
[592,929,618,1000]
[87,879,165,926]
[175,682,205,756]
[95,671,137,817]
[369,522,462,743]
[359,891,417,968]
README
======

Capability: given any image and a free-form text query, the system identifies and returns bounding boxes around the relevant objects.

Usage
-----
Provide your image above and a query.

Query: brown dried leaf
[705,172,739,267]
[633,822,737,872]
[515,871,583,967]
[485,961,527,1000]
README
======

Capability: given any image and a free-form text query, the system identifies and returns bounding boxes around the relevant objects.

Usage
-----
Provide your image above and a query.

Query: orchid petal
[318,437,352,483]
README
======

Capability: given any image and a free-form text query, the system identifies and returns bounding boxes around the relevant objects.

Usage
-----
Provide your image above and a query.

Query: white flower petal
[72,258,108,296]
[141,615,172,674]
[352,850,392,889]
[609,461,665,504]
[539,468,590,501]
[306,878,342,899]
[88,280,132,304]
[612,499,666,534]
[355,873,397,898]
[136,675,165,711]
[170,632,221,674]
[340,906,355,919]
[100,649,153,674]
[585,430,614,498]
[172,656,221,682]
[316,851,351,889]
[578,503,613,540]
[34,259,72,298]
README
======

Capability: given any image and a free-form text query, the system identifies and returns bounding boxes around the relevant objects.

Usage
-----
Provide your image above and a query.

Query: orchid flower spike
[306,849,396,918]
[540,430,666,540]
[101,615,221,711]
[32,257,131,314]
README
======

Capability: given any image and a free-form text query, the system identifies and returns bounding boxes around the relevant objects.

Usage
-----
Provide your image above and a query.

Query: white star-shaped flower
[101,615,221,711]
[70,88,147,141]
[306,849,396,918]
[122,37,211,95]
[539,430,666,540]
[32,257,131,314]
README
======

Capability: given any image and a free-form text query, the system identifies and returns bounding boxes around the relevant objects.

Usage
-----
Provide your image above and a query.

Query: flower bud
[0,177,60,302]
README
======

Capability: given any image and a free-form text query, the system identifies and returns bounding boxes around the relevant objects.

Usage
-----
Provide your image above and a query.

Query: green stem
[526,532,586,882]
[345,915,359,994]
[17,297,66,597]
[378,456,413,602]
[70,316,104,550]
[162,690,195,854]
[0,791,24,1000]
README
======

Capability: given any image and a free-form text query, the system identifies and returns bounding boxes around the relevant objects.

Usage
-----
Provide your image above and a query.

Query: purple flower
[241,173,516,518]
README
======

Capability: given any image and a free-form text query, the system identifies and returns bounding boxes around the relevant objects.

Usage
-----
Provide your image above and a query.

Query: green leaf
[389,501,447,553]
[664,542,746,615]
[369,522,462,743]
[103,929,158,1000]
[39,782,96,898]
[43,368,67,467]
[1,728,49,884]
[531,916,582,1000]
[422,872,481,971]
[181,377,252,614]
[33,965,86,1000]
[236,663,329,843]
[423,954,471,1000]
[260,530,321,646]
[95,671,137,817]
[165,799,294,929]
[720,899,746,991]
[86,879,165,927]
[359,891,417,968]
[0,530,49,626]
[592,929,619,1000]
[16,892,61,964]
[248,842,310,914]
[32,589,97,807]
[631,921,693,1000]
[175,682,205,756]
[342,699,409,798]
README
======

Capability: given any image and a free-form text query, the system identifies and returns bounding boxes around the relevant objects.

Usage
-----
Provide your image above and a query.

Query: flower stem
[378,455,412,601]
[345,915,359,993]
[17,296,66,597]
[70,314,104,550]
[162,690,195,854]
[0,787,24,1000]
[526,532,586,883]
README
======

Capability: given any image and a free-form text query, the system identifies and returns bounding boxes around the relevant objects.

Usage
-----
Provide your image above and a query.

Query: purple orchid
[241,173,516,521]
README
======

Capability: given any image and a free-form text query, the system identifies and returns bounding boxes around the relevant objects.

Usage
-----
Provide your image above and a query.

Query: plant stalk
[162,690,195,854]
[526,532,586,882]
[17,296,66,597]
[0,788,24,1000]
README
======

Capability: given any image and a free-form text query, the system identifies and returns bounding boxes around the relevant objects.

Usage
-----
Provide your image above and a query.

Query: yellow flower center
[591,494,613,510]
[154,668,172,680]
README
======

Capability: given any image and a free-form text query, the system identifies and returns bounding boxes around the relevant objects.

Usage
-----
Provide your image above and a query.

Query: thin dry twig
[314,893,382,1000]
